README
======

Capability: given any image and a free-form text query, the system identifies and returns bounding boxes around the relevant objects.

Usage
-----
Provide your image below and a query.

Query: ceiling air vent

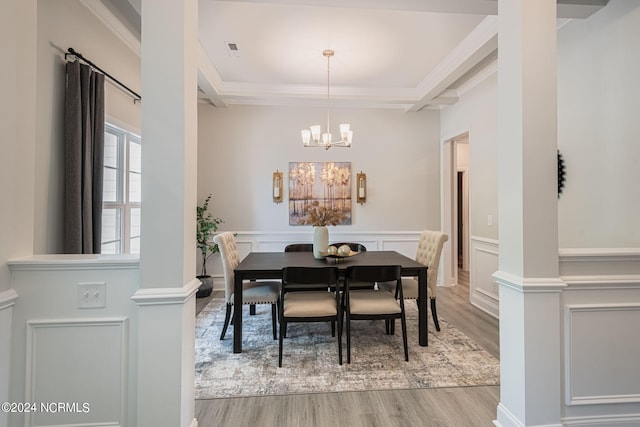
[225,42,240,58]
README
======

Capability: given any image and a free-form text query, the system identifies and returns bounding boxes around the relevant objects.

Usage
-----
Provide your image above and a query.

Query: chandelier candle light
[301,50,353,150]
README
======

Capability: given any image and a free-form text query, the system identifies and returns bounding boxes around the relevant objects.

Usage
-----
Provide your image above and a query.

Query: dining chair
[279,266,342,366]
[284,243,314,252]
[343,265,408,363]
[378,230,448,331]
[330,242,374,290]
[282,242,337,335]
[213,232,280,340]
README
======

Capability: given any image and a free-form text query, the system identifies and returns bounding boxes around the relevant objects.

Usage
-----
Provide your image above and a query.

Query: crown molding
[80,0,140,56]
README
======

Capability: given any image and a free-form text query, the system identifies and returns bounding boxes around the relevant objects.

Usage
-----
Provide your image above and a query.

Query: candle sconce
[272,170,283,204]
[356,171,367,204]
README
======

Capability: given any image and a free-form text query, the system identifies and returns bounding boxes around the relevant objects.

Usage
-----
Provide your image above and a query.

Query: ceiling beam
[216,0,608,18]
[408,16,497,112]
[197,44,228,108]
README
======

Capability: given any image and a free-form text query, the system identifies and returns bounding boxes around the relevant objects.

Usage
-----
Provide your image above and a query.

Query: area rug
[195,298,499,399]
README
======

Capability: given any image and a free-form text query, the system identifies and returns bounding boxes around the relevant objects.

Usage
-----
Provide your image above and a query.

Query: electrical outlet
[488,214,493,226]
[78,282,106,309]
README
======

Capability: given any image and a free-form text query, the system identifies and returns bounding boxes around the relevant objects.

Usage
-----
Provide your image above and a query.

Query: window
[102,124,141,254]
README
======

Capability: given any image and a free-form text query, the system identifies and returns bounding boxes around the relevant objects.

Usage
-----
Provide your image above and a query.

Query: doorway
[442,133,469,287]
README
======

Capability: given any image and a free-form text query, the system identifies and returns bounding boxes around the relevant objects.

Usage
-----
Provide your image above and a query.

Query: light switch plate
[78,282,106,309]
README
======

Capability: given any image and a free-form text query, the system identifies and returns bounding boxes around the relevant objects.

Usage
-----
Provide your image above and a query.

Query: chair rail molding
[559,248,640,277]
[8,254,140,271]
[0,288,18,311]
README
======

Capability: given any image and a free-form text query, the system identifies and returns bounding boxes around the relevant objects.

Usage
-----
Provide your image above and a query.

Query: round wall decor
[557,150,566,197]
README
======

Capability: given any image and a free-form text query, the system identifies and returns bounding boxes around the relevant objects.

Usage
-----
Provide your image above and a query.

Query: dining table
[232,250,428,353]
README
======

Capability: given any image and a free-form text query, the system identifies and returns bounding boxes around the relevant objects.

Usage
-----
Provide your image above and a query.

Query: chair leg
[331,321,336,337]
[250,304,256,315]
[400,312,409,362]
[220,304,232,340]
[278,319,285,367]
[337,314,343,365]
[346,313,351,364]
[387,318,395,335]
[431,298,441,332]
[271,303,277,340]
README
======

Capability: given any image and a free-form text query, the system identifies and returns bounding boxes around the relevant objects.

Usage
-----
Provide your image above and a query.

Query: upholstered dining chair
[279,266,341,367]
[213,232,280,341]
[378,230,448,331]
[343,265,408,363]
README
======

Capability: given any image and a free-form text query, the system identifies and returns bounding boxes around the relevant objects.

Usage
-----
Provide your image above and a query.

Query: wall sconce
[272,170,283,204]
[356,171,366,204]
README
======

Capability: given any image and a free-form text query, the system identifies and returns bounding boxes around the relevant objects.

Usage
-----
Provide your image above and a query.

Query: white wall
[441,74,499,242]
[197,104,441,233]
[442,2,640,251]
[1,2,37,423]
[1,1,37,290]
[35,0,141,254]
[557,1,640,249]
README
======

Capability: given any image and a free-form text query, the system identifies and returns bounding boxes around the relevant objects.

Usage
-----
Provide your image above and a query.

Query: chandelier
[301,49,353,150]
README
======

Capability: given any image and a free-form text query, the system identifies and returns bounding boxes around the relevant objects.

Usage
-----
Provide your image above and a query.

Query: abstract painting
[288,162,352,226]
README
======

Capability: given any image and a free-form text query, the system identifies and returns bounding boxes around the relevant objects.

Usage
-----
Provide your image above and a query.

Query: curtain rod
[65,47,141,103]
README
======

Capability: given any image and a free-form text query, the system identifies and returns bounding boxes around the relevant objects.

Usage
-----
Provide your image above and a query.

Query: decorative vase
[313,226,329,259]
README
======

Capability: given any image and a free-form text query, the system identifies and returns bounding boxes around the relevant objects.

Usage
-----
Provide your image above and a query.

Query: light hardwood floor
[194,269,500,427]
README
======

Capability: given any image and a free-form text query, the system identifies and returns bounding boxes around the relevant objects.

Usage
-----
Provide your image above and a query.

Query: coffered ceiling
[97,0,608,110]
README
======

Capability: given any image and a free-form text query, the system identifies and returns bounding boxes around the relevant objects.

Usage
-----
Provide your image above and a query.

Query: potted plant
[196,194,224,298]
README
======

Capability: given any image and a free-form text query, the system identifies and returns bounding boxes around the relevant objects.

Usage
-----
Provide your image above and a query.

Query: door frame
[441,132,469,286]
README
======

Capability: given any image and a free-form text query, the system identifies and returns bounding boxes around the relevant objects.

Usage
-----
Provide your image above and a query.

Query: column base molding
[131,278,200,306]
[495,403,563,427]
[493,270,567,293]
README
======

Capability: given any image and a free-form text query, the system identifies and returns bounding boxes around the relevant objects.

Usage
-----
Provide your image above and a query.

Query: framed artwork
[289,162,352,226]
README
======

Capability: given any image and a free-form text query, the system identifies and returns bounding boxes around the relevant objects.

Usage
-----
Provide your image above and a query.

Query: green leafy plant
[197,194,224,276]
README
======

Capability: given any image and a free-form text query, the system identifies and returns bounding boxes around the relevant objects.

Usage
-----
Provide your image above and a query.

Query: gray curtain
[64,60,105,254]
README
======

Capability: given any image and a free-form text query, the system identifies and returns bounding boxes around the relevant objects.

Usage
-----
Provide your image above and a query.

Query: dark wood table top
[234,250,426,276]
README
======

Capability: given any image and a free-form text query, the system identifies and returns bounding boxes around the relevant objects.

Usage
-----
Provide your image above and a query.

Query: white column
[495,1,565,426]
[134,0,199,426]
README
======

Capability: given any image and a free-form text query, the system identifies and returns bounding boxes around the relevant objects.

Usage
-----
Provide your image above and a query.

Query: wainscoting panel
[560,250,640,424]
[470,236,499,318]
[564,304,640,406]
[8,255,140,427]
[0,289,18,427]
[25,318,127,427]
